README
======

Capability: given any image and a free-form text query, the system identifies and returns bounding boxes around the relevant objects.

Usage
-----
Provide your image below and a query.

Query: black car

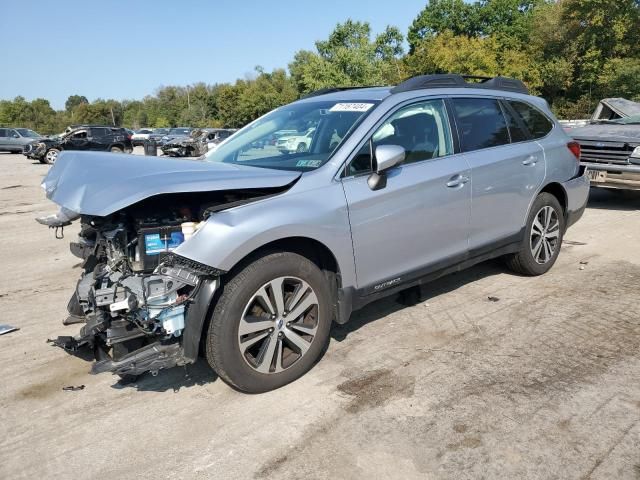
[24,126,133,164]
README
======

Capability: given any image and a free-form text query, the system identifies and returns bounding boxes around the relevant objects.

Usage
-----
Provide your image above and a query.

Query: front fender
[173,181,357,287]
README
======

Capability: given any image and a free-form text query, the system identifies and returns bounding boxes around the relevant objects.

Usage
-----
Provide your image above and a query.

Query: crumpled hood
[571,123,640,144]
[163,135,198,146]
[41,150,301,217]
[30,137,57,146]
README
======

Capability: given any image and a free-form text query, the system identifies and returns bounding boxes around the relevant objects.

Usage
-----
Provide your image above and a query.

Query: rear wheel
[44,148,60,164]
[505,193,565,276]
[206,252,332,393]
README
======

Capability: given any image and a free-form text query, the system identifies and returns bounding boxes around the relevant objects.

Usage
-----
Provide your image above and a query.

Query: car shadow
[587,187,640,211]
[111,358,218,392]
[331,259,507,342]
[107,260,506,392]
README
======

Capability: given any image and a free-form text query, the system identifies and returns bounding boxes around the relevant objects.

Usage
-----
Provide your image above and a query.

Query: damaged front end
[38,150,300,379]
[161,129,208,157]
[24,139,55,160]
[48,206,223,377]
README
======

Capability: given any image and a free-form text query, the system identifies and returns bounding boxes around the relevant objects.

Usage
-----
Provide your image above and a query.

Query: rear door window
[90,128,108,137]
[508,101,553,138]
[451,98,510,152]
[0,129,7,137]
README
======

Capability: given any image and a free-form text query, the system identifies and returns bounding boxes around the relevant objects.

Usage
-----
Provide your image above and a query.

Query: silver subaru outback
[40,75,589,392]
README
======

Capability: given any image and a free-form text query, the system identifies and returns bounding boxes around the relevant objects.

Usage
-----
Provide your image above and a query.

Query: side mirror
[368,144,405,191]
[13,134,19,138]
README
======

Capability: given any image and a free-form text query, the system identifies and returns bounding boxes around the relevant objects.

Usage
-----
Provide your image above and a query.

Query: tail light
[567,141,581,160]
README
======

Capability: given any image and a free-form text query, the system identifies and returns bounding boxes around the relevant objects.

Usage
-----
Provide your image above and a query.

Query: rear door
[341,98,472,293]
[450,97,545,251]
[6,129,20,150]
[89,127,109,150]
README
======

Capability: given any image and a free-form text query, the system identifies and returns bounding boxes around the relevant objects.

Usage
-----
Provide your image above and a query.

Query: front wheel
[44,148,60,164]
[110,146,123,153]
[206,252,332,393]
[505,193,565,276]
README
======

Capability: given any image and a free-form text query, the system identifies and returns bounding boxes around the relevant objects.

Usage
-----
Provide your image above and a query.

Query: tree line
[1,0,639,135]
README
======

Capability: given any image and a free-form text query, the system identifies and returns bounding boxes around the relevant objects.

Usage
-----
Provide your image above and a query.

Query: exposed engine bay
[43,188,283,378]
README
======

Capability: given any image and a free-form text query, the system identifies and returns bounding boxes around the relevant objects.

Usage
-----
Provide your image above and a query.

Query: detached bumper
[562,167,590,229]
[580,162,640,190]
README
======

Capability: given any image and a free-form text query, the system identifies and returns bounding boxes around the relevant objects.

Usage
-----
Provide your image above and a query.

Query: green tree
[408,0,480,51]
[64,95,88,112]
[289,20,405,93]
[405,31,500,77]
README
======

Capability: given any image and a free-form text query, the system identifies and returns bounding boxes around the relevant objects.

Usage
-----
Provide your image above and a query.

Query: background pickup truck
[570,98,640,190]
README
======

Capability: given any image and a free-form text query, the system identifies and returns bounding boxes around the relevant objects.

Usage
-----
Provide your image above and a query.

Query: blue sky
[1,0,428,109]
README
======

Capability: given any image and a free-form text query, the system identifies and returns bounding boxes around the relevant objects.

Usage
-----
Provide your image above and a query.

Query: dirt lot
[1,151,640,480]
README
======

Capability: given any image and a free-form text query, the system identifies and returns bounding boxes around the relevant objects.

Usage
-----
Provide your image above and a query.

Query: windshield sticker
[296,160,323,168]
[329,103,374,113]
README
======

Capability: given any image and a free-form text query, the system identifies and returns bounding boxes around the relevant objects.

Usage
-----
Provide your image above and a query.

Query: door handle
[522,156,538,166]
[446,174,470,188]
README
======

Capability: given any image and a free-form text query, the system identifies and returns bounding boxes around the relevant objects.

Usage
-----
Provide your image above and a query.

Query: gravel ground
[1,151,639,480]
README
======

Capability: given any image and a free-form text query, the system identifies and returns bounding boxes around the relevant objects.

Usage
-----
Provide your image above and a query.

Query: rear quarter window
[508,101,553,139]
[451,98,510,152]
[500,102,529,143]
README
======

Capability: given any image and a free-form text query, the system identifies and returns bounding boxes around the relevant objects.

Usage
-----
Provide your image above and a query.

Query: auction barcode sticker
[329,103,374,112]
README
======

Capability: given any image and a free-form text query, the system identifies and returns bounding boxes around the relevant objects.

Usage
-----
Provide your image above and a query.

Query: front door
[341,98,472,294]
[64,129,90,151]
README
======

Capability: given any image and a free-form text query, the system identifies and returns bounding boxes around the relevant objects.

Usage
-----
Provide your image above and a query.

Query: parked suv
[24,125,133,164]
[38,75,589,393]
[0,127,42,153]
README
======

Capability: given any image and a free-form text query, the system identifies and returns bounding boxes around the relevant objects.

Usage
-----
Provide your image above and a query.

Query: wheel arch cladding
[196,237,343,357]
[228,237,342,320]
[540,182,568,214]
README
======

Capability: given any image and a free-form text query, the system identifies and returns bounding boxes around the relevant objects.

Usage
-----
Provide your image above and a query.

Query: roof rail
[300,86,381,99]
[390,74,529,95]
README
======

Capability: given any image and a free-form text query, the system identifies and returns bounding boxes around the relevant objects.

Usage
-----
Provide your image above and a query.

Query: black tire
[505,192,565,276]
[44,148,60,164]
[206,252,332,393]
[110,146,123,153]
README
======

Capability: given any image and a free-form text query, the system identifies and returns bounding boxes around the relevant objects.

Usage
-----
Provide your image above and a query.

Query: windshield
[204,100,379,171]
[16,128,40,138]
[593,114,640,125]
[169,128,191,135]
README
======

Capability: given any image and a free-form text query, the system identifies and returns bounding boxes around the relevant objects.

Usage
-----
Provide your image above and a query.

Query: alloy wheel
[45,150,58,163]
[530,206,560,264]
[237,276,319,374]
